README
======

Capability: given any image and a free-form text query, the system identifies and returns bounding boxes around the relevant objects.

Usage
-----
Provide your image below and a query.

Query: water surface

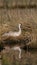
[1,49,37,65]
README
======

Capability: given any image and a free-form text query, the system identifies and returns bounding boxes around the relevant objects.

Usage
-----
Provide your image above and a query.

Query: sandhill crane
[2,23,31,59]
[2,23,22,59]
[2,24,22,37]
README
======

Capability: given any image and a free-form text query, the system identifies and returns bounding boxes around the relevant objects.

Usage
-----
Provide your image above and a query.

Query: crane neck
[19,24,21,32]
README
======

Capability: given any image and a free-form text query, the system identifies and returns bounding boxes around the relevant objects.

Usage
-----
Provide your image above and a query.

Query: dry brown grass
[0,1,37,65]
[0,0,37,8]
[0,8,37,48]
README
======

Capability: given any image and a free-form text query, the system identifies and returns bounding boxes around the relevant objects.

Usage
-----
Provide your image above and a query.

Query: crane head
[19,23,22,27]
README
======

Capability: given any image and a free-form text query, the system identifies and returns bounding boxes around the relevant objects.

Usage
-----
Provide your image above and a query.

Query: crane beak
[19,23,22,25]
[20,23,22,26]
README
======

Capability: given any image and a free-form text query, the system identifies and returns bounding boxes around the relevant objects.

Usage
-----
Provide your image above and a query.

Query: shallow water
[21,50,37,65]
[1,49,37,65]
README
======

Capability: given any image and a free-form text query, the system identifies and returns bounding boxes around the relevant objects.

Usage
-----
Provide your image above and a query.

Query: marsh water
[0,49,37,65]
[21,50,37,65]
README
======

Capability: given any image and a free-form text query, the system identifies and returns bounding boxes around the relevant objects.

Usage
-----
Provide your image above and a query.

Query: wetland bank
[0,0,37,65]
